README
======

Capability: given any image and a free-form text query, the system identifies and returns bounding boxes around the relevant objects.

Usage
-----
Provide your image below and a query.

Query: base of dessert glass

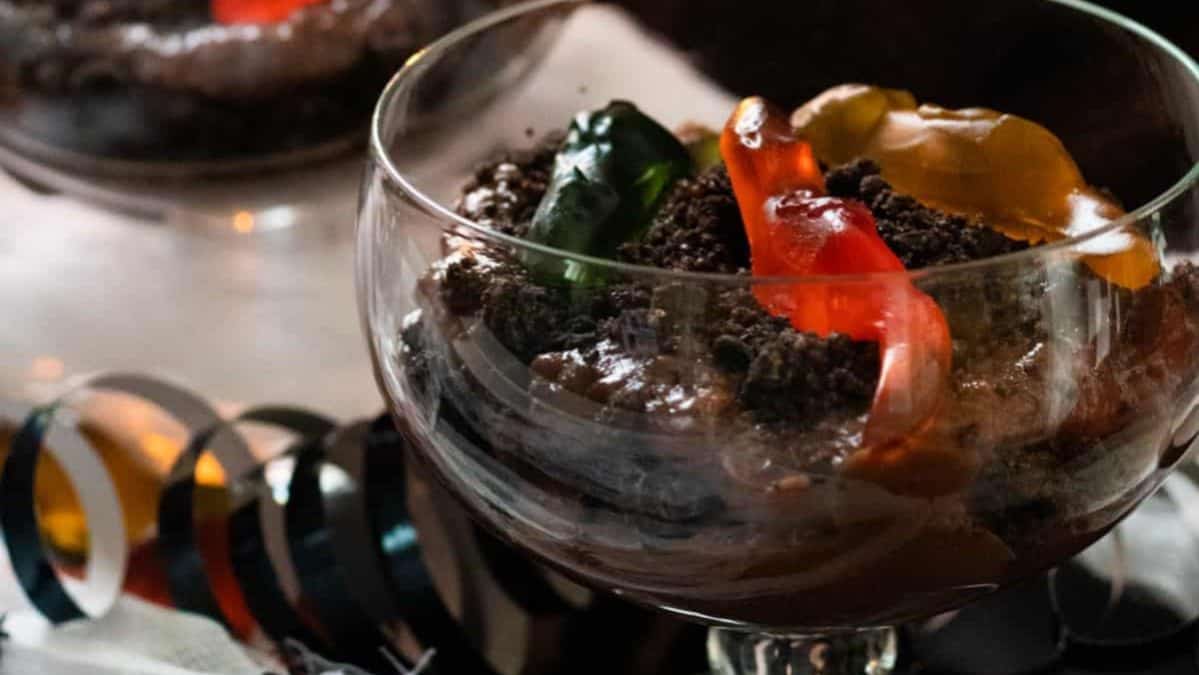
[707,627,898,675]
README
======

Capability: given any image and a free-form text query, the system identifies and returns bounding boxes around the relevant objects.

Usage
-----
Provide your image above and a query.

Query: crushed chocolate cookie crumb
[441,256,491,315]
[455,133,562,237]
[590,283,653,319]
[456,143,1027,273]
[713,335,753,371]
[440,247,654,365]
[708,288,879,423]
[480,276,574,362]
[620,166,749,273]
[827,159,1029,268]
[12,0,207,27]
[740,330,878,423]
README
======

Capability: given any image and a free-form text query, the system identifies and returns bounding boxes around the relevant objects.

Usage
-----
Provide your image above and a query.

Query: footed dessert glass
[357,1,1199,673]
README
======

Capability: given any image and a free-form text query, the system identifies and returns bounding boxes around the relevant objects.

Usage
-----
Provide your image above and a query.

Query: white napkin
[0,597,270,675]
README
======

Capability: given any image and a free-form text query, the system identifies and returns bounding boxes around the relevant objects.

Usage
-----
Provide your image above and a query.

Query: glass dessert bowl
[0,0,503,175]
[357,1,1199,672]
[0,0,522,229]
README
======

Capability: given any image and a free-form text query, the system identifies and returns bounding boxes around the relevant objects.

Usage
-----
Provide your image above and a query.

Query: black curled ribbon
[0,374,507,675]
[356,415,501,675]
[0,373,241,623]
[1,404,119,623]
[283,431,398,673]
[158,407,336,641]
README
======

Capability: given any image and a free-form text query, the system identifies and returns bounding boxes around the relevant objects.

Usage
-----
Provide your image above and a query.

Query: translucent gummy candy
[792,84,1159,288]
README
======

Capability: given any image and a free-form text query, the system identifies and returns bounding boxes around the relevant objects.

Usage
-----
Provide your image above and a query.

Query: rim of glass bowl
[369,0,1199,285]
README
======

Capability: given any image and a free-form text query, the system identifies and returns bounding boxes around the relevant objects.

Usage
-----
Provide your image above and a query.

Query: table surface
[0,167,380,419]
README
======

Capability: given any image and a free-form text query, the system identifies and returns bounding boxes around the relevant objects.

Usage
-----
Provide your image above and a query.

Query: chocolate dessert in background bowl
[0,0,514,177]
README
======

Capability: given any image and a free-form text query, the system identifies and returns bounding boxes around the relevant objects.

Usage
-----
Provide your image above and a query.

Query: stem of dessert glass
[707,627,898,675]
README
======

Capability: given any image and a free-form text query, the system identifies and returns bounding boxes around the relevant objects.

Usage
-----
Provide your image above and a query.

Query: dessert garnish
[525,101,692,284]
[721,97,952,488]
[792,84,1159,288]
[211,0,326,25]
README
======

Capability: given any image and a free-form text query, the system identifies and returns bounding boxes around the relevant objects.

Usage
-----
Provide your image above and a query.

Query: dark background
[1093,1,1198,57]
